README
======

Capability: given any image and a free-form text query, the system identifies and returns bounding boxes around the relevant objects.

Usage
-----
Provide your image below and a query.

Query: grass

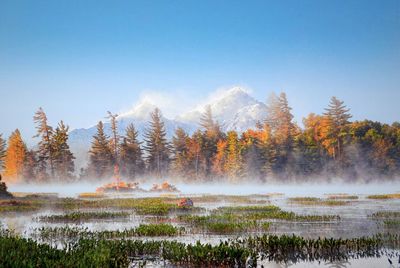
[35,224,183,242]
[289,197,350,206]
[38,211,130,223]
[78,192,105,199]
[189,194,268,204]
[367,193,400,200]
[383,220,400,227]
[327,195,359,200]
[370,211,400,219]
[0,199,43,213]
[213,205,340,222]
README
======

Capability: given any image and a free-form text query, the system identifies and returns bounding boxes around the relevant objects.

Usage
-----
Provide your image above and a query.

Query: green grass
[38,211,130,223]
[289,197,350,206]
[0,200,43,213]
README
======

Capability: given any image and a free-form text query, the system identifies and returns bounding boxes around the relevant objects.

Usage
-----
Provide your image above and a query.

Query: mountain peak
[119,99,158,120]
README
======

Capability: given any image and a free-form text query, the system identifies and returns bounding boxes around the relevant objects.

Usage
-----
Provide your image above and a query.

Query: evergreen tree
[323,97,352,162]
[88,121,114,179]
[23,150,37,182]
[4,129,26,183]
[120,123,144,179]
[33,107,54,179]
[143,108,170,177]
[52,121,75,181]
[264,92,296,177]
[107,111,119,163]
[240,130,263,179]
[0,134,6,172]
[171,127,190,176]
[199,105,224,178]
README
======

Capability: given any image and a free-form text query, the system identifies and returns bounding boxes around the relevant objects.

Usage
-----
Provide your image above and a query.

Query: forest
[1,93,399,184]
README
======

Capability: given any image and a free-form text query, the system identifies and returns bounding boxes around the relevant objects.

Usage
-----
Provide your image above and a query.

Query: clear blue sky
[0,0,399,141]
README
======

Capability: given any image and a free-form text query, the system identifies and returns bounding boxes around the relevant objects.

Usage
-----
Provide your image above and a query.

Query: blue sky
[0,0,399,141]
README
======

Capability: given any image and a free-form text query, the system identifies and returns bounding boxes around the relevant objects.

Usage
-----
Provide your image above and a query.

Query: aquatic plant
[289,197,350,206]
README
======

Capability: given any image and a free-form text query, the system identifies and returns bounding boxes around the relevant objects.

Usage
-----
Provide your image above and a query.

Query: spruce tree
[88,121,114,179]
[4,129,26,183]
[23,150,37,182]
[120,123,144,179]
[171,127,190,176]
[323,97,352,161]
[199,105,223,178]
[0,134,6,172]
[33,107,54,179]
[144,108,170,177]
[53,121,75,181]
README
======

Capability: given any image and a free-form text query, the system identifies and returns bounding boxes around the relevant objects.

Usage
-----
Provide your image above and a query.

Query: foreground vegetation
[1,228,399,267]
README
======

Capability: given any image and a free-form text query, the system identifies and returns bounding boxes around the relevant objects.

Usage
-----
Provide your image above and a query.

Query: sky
[0,0,399,141]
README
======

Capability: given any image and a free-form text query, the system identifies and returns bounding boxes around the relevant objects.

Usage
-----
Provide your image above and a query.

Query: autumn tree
[52,121,75,181]
[23,150,37,182]
[143,108,170,177]
[4,129,26,183]
[187,130,206,179]
[212,139,227,177]
[33,107,54,179]
[120,123,144,179]
[240,129,264,179]
[224,131,242,180]
[88,121,114,179]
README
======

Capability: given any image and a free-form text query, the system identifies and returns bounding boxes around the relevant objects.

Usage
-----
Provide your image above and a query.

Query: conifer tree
[88,121,114,178]
[0,134,6,172]
[23,150,37,182]
[4,129,26,183]
[52,121,75,181]
[199,105,223,177]
[120,123,144,179]
[171,127,190,176]
[323,97,352,162]
[33,107,54,179]
[144,108,170,177]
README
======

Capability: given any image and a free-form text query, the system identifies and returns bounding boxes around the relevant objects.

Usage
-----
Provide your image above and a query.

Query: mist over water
[7,180,400,197]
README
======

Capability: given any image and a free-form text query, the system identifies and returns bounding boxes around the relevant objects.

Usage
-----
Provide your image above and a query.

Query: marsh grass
[289,197,350,206]
[370,211,400,219]
[38,211,130,223]
[367,193,400,200]
[0,199,43,213]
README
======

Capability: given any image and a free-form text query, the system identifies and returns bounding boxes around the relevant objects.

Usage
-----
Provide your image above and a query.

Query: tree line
[0,93,399,184]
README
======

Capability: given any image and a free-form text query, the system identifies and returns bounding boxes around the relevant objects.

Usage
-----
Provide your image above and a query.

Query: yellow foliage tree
[4,129,26,183]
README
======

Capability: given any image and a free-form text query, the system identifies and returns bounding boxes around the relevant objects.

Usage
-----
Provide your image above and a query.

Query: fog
[7,180,400,198]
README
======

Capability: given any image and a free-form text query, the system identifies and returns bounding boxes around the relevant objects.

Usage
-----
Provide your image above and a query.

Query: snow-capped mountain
[68,87,267,170]
[176,87,267,132]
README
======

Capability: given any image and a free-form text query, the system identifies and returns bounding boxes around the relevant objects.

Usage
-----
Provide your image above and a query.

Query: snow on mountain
[68,86,268,170]
[177,87,267,132]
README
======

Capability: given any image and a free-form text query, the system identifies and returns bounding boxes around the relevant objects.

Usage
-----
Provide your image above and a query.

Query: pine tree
[199,105,223,178]
[0,134,6,172]
[107,111,119,162]
[120,123,144,179]
[171,127,190,176]
[52,121,75,181]
[4,129,26,183]
[144,108,170,177]
[323,97,352,162]
[33,107,54,179]
[88,121,114,179]
[240,130,263,179]
[23,150,37,182]
[264,92,296,177]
